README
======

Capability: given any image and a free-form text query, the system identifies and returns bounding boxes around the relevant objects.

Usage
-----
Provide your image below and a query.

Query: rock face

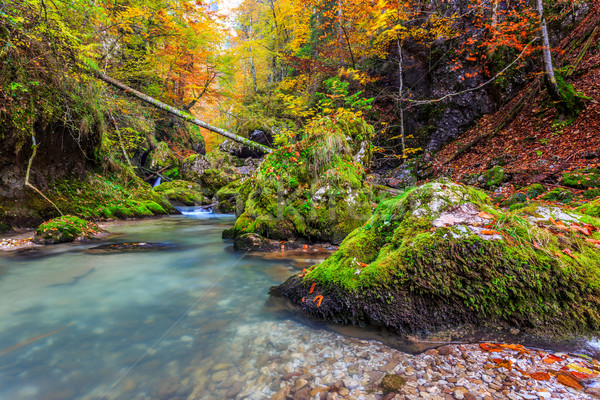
[154,180,208,206]
[224,116,374,245]
[219,129,273,159]
[272,181,600,336]
[32,215,103,244]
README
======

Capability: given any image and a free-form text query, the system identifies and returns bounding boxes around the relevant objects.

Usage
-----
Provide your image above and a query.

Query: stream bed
[1,213,599,400]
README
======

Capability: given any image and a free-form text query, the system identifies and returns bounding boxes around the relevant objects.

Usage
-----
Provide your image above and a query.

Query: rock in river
[271,180,600,337]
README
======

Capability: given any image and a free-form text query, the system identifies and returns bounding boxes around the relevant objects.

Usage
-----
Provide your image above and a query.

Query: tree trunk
[537,0,561,99]
[91,70,273,154]
[397,37,406,159]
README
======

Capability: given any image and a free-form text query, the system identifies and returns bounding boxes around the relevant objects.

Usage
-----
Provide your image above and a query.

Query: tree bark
[537,0,561,99]
[91,70,273,154]
[396,36,406,159]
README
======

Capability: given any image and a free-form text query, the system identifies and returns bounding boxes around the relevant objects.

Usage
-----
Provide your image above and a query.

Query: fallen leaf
[557,373,583,390]
[308,282,316,294]
[479,211,495,219]
[480,343,503,352]
[563,248,578,259]
[481,230,500,235]
[567,363,596,375]
[358,262,368,268]
[493,358,513,371]
[543,354,563,364]
[530,371,551,381]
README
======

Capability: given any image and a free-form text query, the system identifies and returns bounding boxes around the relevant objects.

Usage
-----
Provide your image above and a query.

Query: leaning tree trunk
[90,70,273,154]
[537,0,561,100]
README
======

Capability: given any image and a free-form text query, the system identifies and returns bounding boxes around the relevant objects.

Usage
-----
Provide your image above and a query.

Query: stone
[271,386,291,400]
[211,370,228,382]
[295,379,309,390]
[437,346,453,356]
[293,387,311,400]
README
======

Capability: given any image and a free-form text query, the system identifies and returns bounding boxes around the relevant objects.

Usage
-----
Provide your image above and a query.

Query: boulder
[224,115,374,245]
[154,180,207,206]
[272,181,600,337]
[219,129,273,159]
[33,215,103,244]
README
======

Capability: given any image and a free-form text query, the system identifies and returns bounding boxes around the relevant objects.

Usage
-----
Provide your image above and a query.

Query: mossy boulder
[33,215,103,245]
[147,142,179,179]
[180,154,211,182]
[154,180,206,206]
[226,115,374,245]
[198,168,238,197]
[542,188,573,204]
[272,181,600,337]
[562,168,600,190]
[214,179,245,214]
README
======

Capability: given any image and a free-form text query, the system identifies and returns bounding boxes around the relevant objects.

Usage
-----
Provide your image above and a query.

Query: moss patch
[273,181,600,337]
[577,198,600,218]
[33,215,102,244]
[562,168,600,190]
[154,180,206,206]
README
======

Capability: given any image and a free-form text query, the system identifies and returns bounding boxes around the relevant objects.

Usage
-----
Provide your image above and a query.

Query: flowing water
[1,212,599,400]
[0,213,331,400]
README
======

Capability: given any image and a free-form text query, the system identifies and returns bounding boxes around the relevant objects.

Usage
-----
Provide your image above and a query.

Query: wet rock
[271,385,291,400]
[293,386,311,400]
[437,346,453,356]
[381,374,407,394]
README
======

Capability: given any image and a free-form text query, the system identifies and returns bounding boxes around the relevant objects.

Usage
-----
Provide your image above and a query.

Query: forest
[1,0,600,399]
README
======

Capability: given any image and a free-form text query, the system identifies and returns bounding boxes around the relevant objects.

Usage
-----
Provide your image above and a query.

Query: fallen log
[90,70,273,155]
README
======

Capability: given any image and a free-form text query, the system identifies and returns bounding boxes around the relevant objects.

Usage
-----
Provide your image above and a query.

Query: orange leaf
[499,343,530,354]
[571,223,592,236]
[532,241,542,250]
[313,295,324,307]
[478,211,495,219]
[530,372,551,381]
[543,354,563,364]
[308,282,316,294]
[586,239,600,245]
[480,343,503,352]
[557,373,583,390]
[571,371,595,380]
[493,358,513,371]
[563,248,578,259]
[481,230,500,235]
[358,262,368,268]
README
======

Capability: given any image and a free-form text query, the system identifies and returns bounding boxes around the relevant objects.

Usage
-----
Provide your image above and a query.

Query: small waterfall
[152,176,162,189]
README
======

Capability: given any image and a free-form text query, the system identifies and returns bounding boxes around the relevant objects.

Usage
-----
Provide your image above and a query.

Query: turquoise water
[0,214,322,400]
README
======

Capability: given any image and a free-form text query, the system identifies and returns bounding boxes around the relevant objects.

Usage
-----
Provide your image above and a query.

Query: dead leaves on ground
[479,342,600,392]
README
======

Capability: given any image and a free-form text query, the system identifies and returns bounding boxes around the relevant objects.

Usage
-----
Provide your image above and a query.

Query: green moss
[483,166,507,189]
[577,198,600,218]
[542,188,574,204]
[562,168,600,190]
[291,181,600,336]
[380,374,406,394]
[33,215,101,244]
[144,201,166,215]
[154,180,205,206]
[583,189,600,200]
[199,169,237,197]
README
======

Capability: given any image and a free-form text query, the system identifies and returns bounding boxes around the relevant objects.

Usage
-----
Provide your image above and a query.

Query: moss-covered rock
[32,215,103,244]
[214,179,246,214]
[272,181,600,337]
[227,115,374,245]
[180,154,211,182]
[147,142,179,179]
[198,168,238,197]
[380,374,407,394]
[154,180,206,206]
[542,188,573,204]
[562,168,600,190]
